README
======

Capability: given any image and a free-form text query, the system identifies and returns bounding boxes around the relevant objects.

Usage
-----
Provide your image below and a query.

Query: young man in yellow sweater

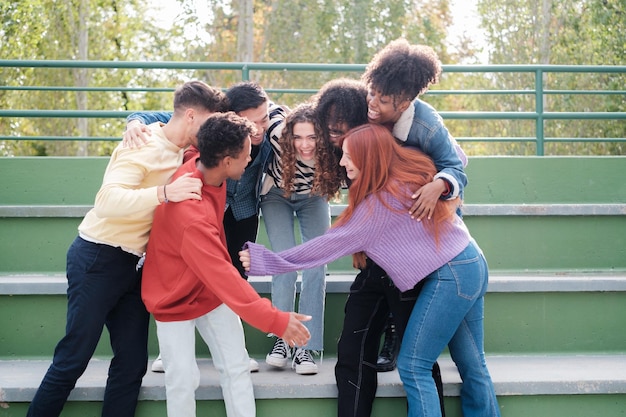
[27,81,228,417]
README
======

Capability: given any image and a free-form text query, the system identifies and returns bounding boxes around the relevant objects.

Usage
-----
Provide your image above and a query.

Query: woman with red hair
[241,123,500,417]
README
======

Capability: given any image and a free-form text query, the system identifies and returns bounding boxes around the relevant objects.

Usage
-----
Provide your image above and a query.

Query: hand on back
[122,120,152,148]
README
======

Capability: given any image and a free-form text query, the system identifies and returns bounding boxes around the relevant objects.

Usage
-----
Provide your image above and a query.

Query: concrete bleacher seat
[2,156,625,416]
[1,272,625,406]
[4,272,626,295]
[2,354,625,403]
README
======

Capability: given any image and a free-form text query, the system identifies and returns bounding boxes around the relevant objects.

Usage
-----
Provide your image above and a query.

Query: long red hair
[335,123,457,268]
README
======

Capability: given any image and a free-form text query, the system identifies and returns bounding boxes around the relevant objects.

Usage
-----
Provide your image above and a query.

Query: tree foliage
[0,0,623,156]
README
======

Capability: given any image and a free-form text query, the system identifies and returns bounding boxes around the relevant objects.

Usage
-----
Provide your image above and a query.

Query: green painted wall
[3,156,625,205]
[2,394,626,417]
[463,156,626,204]
[1,156,626,273]
[2,290,625,359]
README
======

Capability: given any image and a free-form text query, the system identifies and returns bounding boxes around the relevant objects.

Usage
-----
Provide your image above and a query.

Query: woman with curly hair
[260,102,343,375]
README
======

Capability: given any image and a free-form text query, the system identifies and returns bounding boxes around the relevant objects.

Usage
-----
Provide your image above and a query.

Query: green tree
[0,0,181,156]
[464,0,626,155]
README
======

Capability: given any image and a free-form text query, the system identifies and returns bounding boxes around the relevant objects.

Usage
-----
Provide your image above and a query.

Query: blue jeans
[397,241,500,417]
[27,236,149,417]
[260,186,329,350]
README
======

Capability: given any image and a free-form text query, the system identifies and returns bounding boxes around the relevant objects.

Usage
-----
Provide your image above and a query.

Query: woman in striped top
[260,102,343,375]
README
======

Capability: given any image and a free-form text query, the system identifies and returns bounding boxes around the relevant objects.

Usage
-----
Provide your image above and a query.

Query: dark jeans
[335,260,445,417]
[27,236,149,417]
[223,207,259,279]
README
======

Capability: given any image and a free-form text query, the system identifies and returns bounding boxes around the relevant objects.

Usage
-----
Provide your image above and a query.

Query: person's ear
[397,98,411,113]
[185,107,195,122]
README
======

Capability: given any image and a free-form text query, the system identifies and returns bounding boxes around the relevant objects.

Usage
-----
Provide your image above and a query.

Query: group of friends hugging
[27,38,501,417]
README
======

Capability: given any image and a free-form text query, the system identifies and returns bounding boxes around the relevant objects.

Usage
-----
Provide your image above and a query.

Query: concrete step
[2,272,626,295]
[2,354,625,403]
[1,272,626,359]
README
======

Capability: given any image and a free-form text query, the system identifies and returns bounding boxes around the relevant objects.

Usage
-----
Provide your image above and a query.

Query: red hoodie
[141,156,289,337]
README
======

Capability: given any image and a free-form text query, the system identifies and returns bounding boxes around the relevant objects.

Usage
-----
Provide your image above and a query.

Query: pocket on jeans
[449,255,484,300]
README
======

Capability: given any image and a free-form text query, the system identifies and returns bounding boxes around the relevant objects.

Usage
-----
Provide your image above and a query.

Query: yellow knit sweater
[79,123,184,254]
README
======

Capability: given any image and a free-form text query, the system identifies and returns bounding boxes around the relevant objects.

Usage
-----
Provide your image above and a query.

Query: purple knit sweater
[246,191,471,292]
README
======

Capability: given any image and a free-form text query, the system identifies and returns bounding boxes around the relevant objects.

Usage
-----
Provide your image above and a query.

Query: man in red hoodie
[142,112,311,417]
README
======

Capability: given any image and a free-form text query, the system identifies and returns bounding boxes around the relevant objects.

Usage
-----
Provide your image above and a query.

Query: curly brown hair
[279,102,343,199]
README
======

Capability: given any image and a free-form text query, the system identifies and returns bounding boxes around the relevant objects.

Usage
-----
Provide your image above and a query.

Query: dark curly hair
[197,112,255,168]
[313,78,369,140]
[279,102,343,199]
[362,38,442,106]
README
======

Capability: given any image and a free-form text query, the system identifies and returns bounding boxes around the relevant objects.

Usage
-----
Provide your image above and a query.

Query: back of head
[340,123,441,210]
[196,112,255,168]
[362,38,442,101]
[226,81,268,113]
[338,123,455,267]
[173,80,229,114]
[339,124,400,201]
[313,78,369,136]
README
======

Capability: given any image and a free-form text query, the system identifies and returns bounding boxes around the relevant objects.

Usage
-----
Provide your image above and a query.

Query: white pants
[156,304,255,417]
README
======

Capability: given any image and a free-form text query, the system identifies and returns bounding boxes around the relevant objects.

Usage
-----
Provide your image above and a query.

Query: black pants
[27,237,149,417]
[335,260,445,417]
[223,207,259,279]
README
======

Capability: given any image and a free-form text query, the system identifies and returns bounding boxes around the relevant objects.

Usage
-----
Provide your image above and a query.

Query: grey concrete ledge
[461,203,626,216]
[1,355,625,403]
[2,272,626,295]
[2,203,625,218]
[0,205,92,218]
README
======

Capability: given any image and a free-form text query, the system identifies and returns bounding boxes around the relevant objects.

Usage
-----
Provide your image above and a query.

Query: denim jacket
[127,106,284,220]
[392,99,468,200]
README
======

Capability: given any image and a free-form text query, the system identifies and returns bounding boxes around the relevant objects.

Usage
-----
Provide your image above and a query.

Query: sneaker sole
[295,364,318,375]
[266,354,288,368]
[376,362,397,372]
[151,360,164,373]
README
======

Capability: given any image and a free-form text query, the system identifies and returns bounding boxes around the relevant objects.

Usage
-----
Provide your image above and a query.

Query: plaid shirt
[226,103,287,220]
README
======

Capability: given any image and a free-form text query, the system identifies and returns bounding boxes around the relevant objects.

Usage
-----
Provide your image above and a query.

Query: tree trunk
[75,0,89,156]
[237,0,254,62]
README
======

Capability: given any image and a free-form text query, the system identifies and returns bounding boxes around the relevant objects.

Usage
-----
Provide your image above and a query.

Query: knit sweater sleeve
[93,140,175,218]
[246,198,383,276]
[181,220,290,337]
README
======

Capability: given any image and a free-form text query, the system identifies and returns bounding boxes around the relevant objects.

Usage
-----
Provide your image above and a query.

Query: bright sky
[151,0,488,63]
[449,0,488,62]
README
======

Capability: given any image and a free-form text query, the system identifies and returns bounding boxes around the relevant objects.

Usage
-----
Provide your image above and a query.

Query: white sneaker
[292,348,318,375]
[151,354,164,373]
[266,338,290,368]
[249,358,260,372]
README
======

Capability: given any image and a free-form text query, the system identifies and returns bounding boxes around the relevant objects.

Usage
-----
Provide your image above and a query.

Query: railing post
[535,68,545,156]
[241,64,250,81]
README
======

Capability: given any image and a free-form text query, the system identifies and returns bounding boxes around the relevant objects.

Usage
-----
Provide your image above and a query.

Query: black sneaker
[292,348,318,375]
[266,338,290,368]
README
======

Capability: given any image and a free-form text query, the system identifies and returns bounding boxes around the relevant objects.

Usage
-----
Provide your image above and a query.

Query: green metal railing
[1,61,625,155]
